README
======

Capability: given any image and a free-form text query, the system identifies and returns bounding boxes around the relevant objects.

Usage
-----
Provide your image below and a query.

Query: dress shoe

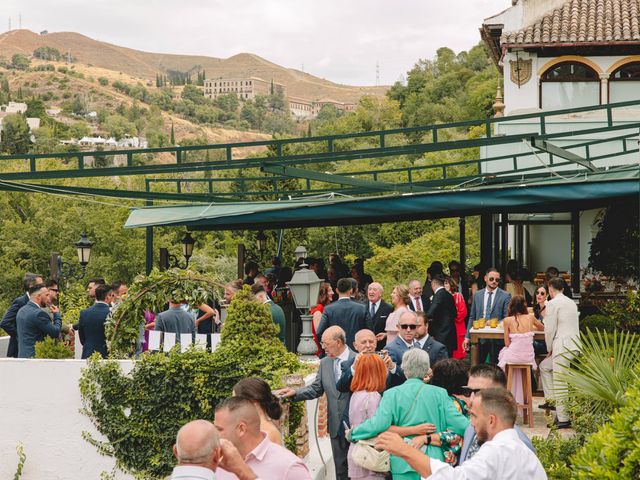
[538,402,556,410]
[554,420,572,429]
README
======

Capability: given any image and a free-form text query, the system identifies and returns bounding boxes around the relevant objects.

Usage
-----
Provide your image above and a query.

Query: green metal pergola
[0,99,638,286]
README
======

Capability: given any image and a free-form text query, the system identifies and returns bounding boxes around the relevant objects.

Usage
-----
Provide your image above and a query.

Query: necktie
[484,291,494,318]
[466,436,481,460]
[416,298,422,312]
[334,358,342,382]
[370,302,376,318]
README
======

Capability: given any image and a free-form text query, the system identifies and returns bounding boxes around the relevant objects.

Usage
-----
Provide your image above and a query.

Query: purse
[352,384,426,473]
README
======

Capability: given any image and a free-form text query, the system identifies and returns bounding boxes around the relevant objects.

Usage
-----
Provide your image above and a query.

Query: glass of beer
[490,318,499,328]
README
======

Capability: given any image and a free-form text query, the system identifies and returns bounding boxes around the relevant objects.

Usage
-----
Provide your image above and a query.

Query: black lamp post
[58,232,93,281]
[181,232,195,266]
[287,249,323,359]
[256,230,267,252]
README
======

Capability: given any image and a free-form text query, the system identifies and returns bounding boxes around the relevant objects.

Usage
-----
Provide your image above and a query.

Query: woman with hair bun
[232,377,283,444]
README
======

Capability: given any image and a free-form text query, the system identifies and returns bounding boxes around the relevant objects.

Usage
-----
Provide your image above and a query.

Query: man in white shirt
[539,277,580,428]
[408,280,427,312]
[170,419,257,480]
[375,388,547,480]
[214,397,311,480]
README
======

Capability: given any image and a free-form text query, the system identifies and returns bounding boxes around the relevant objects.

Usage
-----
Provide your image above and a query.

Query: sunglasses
[460,386,482,397]
[488,277,499,282]
[536,291,547,296]
[49,288,59,292]
[399,324,417,330]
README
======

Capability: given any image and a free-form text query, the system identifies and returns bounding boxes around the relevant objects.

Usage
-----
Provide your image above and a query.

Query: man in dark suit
[408,279,430,314]
[16,283,62,358]
[386,310,420,388]
[78,284,112,359]
[365,282,393,350]
[415,311,448,367]
[462,267,511,363]
[276,326,356,480]
[1,273,42,357]
[317,278,371,350]
[425,275,458,357]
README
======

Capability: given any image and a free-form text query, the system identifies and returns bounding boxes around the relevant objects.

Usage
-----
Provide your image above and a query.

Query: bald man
[275,325,356,480]
[365,282,394,350]
[214,397,310,480]
[171,419,257,480]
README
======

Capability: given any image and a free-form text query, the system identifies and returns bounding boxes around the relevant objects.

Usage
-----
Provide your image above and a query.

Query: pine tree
[270,79,274,95]
[170,122,175,145]
[307,123,312,137]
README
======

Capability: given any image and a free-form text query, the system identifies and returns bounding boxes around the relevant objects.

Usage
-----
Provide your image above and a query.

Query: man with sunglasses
[459,364,534,464]
[386,310,420,387]
[462,268,511,363]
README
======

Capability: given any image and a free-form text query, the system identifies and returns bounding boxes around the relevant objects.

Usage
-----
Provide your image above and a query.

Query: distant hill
[0,29,388,102]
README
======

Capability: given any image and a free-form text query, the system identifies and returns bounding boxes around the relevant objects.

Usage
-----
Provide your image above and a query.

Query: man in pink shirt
[214,397,311,480]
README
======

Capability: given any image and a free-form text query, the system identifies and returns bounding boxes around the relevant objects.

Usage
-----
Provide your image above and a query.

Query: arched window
[540,61,600,110]
[610,62,640,103]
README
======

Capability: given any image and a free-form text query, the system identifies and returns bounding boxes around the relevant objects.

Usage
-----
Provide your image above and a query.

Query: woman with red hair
[348,353,387,479]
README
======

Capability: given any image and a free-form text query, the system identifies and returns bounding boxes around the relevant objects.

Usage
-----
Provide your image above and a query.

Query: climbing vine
[105,268,222,357]
[80,286,307,479]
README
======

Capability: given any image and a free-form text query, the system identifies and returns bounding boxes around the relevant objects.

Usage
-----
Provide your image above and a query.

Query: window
[610,62,640,102]
[540,61,600,109]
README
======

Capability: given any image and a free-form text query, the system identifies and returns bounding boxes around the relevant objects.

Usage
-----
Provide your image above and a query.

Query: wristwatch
[425,434,431,445]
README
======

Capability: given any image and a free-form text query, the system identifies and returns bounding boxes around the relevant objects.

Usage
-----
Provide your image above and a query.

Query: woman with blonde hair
[348,354,388,479]
[385,284,410,344]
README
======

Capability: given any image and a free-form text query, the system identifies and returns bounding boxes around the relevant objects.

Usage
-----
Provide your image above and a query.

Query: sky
[1,0,509,86]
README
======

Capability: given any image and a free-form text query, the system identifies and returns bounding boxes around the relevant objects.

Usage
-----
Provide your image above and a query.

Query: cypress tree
[170,122,175,145]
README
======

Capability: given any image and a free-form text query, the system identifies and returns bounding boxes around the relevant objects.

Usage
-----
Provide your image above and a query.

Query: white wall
[527,224,572,273]
[0,359,330,480]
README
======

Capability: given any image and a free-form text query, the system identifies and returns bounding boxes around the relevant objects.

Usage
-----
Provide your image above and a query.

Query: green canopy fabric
[125,168,640,230]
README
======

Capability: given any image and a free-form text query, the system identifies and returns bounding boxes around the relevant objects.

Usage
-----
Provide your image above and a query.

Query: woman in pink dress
[384,284,410,344]
[497,295,544,406]
[445,276,467,360]
[310,282,334,356]
[348,353,388,480]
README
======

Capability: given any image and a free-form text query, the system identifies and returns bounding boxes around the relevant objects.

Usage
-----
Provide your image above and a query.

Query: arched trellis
[106,268,225,357]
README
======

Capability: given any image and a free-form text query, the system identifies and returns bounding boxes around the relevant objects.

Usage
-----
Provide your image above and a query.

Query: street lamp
[57,232,94,281]
[181,232,195,266]
[256,231,267,252]
[287,260,323,360]
[294,245,308,262]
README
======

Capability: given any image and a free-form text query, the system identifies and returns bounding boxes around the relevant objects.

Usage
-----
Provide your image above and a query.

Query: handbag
[352,384,427,473]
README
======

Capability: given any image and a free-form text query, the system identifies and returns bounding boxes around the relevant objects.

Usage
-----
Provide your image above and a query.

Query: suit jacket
[317,298,371,349]
[465,288,511,339]
[293,348,356,438]
[78,302,111,359]
[366,300,393,350]
[407,294,430,313]
[385,336,419,388]
[459,424,535,464]
[419,335,448,367]
[544,293,580,354]
[425,288,457,355]
[266,300,286,345]
[351,378,469,474]
[16,301,62,358]
[0,293,29,357]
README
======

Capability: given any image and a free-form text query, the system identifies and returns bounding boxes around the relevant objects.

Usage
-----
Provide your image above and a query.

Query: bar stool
[506,363,534,428]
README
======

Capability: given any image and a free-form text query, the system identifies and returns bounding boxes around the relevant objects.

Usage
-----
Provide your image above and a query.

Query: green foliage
[98,77,109,86]
[106,269,221,357]
[561,329,640,418]
[532,431,583,480]
[59,283,91,326]
[1,114,31,154]
[570,376,640,478]
[601,289,640,333]
[33,46,61,61]
[34,336,74,359]
[589,202,639,280]
[102,114,136,139]
[11,54,30,70]
[580,314,616,333]
[13,442,26,480]
[80,286,305,479]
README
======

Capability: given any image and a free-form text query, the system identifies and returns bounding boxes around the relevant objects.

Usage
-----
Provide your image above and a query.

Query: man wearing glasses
[462,268,511,363]
[386,310,420,387]
[458,364,534,464]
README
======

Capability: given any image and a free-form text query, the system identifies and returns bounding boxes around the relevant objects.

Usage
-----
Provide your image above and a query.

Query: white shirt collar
[336,347,351,362]
[95,301,109,306]
[170,465,214,480]
[400,337,415,348]
[434,286,444,294]
[417,334,429,347]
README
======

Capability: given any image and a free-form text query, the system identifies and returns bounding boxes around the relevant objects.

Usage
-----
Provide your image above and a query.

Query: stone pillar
[599,73,610,104]
[281,373,310,457]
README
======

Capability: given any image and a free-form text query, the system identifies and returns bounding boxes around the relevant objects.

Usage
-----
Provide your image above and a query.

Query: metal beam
[530,138,597,172]
[261,164,429,193]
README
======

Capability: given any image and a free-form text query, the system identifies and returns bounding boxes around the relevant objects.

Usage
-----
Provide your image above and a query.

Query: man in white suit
[539,277,580,429]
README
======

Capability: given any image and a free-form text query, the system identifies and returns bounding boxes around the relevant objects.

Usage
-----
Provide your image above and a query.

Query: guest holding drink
[444,276,467,360]
[533,285,550,355]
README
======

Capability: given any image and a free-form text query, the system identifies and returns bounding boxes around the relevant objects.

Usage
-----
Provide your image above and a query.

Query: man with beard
[16,283,62,358]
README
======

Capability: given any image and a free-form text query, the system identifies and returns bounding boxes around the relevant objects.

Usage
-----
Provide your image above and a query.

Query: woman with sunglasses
[532,285,549,355]
[384,284,411,345]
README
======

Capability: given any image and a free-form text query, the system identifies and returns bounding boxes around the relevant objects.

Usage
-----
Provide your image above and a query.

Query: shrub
[570,375,640,478]
[34,336,74,359]
[533,431,584,480]
[80,286,305,479]
[601,289,640,333]
[580,314,616,333]
[98,77,109,86]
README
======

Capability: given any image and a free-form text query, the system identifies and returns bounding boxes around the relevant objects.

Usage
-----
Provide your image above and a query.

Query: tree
[102,114,136,140]
[1,114,31,154]
[215,93,239,113]
[170,122,175,145]
[181,84,206,105]
[33,46,61,61]
[26,97,46,119]
[97,77,109,86]
[11,54,30,70]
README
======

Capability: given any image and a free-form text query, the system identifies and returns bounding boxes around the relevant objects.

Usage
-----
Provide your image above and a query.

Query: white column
[599,73,610,104]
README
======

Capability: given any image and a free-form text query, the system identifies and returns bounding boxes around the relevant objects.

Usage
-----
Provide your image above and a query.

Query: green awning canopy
[125,168,640,231]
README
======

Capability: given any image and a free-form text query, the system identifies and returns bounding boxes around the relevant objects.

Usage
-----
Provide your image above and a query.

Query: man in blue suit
[0,273,42,357]
[16,283,62,358]
[78,283,112,359]
[386,310,420,387]
[462,267,511,363]
[317,278,372,351]
[415,312,448,368]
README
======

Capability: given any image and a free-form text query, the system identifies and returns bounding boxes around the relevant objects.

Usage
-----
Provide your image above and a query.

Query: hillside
[0,29,388,102]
